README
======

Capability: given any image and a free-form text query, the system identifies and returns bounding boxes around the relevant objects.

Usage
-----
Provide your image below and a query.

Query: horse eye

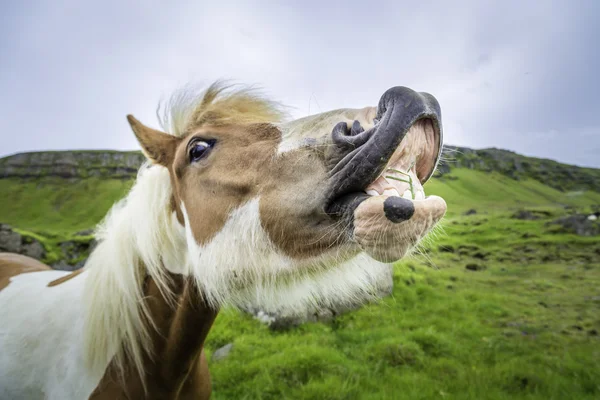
[189,140,214,162]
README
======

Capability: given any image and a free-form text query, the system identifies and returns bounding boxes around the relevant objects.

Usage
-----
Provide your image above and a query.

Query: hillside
[1,145,599,192]
[437,147,600,192]
[0,147,598,234]
[0,150,145,180]
[1,148,599,399]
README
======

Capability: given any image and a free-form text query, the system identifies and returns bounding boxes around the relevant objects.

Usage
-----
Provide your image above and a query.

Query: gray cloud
[1,0,598,167]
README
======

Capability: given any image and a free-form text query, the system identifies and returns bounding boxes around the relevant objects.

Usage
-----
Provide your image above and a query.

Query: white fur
[0,270,99,400]
[0,86,401,399]
[182,199,392,314]
[0,154,392,400]
[0,164,185,399]
[82,164,186,383]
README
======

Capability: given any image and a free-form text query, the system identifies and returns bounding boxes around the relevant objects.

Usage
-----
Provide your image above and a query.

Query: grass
[206,212,600,399]
[427,169,600,215]
[1,167,599,399]
[0,177,132,234]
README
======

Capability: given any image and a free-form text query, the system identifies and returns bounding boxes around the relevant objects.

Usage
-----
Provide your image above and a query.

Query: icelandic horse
[0,83,446,399]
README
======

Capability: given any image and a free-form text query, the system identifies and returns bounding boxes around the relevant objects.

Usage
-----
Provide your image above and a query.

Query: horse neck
[91,271,219,399]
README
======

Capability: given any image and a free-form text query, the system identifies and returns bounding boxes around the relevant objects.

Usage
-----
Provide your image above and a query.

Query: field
[1,168,599,399]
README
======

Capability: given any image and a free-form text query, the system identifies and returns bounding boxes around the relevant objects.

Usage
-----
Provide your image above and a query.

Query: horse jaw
[179,198,392,313]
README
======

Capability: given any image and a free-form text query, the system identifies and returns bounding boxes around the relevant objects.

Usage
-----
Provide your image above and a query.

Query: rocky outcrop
[0,151,145,180]
[1,147,599,192]
[0,224,46,260]
[0,224,98,271]
[2,144,594,192]
[51,238,98,271]
[437,146,600,193]
[547,213,600,236]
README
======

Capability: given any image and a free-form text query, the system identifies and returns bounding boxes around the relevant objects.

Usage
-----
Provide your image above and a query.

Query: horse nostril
[350,120,364,136]
[331,122,354,148]
[331,121,374,149]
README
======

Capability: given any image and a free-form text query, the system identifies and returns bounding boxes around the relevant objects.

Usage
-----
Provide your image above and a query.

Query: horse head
[127,82,446,311]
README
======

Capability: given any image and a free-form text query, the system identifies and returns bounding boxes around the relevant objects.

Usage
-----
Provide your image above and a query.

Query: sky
[1,0,599,167]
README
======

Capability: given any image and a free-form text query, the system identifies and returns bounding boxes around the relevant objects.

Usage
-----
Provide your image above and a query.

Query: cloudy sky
[1,0,598,167]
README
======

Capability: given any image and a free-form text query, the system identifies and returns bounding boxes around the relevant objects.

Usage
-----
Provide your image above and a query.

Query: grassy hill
[1,149,599,399]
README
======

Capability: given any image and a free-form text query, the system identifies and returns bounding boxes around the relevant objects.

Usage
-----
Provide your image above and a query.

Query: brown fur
[128,115,180,166]
[132,115,356,259]
[170,123,281,245]
[47,268,85,287]
[109,84,444,398]
[0,253,51,291]
[90,274,217,400]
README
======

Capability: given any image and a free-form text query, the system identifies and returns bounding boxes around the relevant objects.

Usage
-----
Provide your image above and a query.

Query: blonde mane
[158,80,288,136]
[82,165,183,381]
[82,81,286,383]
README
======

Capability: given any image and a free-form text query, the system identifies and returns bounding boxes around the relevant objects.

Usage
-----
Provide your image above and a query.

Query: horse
[0,82,447,399]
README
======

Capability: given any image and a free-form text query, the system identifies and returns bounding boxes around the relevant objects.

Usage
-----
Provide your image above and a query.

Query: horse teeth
[366,189,379,196]
[402,190,413,199]
[383,189,399,197]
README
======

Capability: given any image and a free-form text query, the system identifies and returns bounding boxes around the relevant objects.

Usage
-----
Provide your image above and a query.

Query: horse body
[0,255,214,400]
[0,257,96,399]
[0,82,447,398]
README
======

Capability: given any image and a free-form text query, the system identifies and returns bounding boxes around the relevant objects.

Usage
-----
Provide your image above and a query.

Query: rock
[511,209,552,220]
[51,260,80,271]
[0,224,22,253]
[21,241,45,259]
[547,214,600,236]
[436,145,600,193]
[246,304,347,331]
[212,343,233,362]
[465,263,486,271]
[521,232,539,239]
[463,209,477,216]
[0,224,46,260]
[0,151,146,180]
[58,239,97,267]
[511,210,539,220]
[244,265,394,330]
[74,229,95,236]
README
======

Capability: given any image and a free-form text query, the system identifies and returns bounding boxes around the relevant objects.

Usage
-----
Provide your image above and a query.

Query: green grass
[206,213,600,399]
[0,177,132,234]
[427,169,600,215]
[1,168,599,399]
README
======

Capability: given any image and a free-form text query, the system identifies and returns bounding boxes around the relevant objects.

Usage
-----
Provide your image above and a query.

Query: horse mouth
[328,117,445,221]
[325,87,447,263]
[364,118,439,200]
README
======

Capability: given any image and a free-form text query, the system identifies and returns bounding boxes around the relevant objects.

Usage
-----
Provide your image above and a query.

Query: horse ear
[127,115,179,166]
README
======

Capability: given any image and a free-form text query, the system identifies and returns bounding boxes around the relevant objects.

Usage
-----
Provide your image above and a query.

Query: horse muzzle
[325,86,447,262]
